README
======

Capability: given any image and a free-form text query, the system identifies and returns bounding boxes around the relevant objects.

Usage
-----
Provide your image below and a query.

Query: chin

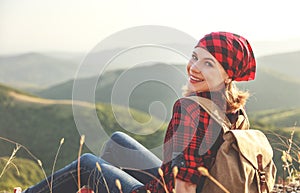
[188,86,207,93]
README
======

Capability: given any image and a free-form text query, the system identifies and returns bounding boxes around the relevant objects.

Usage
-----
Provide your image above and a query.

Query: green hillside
[249,109,300,181]
[0,83,166,190]
[0,157,44,191]
[249,108,300,128]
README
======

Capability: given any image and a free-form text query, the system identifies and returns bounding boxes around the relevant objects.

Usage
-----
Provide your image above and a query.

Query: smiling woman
[22,31,258,193]
[183,32,256,113]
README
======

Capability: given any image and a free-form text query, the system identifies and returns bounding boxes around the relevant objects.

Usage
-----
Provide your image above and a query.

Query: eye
[191,54,198,61]
[205,61,213,67]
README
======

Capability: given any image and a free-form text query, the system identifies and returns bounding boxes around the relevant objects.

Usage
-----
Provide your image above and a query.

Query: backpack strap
[233,107,250,130]
[257,154,270,193]
[185,96,232,132]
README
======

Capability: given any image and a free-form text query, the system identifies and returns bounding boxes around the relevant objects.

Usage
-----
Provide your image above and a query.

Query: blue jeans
[23,132,162,193]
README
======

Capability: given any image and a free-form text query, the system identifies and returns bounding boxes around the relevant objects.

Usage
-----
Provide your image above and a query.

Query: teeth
[190,76,203,82]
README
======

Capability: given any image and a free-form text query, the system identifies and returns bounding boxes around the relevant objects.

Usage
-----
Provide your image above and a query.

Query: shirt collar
[187,90,227,111]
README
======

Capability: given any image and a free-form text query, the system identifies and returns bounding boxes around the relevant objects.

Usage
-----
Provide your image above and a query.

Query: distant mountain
[239,50,300,111]
[238,67,300,111]
[257,51,300,82]
[36,55,300,117]
[0,50,125,90]
[36,63,187,120]
[0,43,190,91]
[1,49,300,114]
[0,53,78,90]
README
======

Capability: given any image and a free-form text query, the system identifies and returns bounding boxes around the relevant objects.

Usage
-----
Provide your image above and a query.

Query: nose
[189,62,201,74]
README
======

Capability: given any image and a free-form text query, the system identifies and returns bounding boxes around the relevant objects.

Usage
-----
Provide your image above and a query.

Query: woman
[23,31,256,193]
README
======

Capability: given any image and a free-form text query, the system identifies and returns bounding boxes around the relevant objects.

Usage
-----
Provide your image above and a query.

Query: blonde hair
[182,82,249,113]
[224,82,249,112]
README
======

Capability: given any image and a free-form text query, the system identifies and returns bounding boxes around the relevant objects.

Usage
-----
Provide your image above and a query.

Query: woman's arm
[175,178,197,193]
[165,98,213,193]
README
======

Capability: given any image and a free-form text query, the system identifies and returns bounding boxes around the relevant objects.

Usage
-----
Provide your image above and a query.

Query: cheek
[186,62,192,73]
[205,70,225,84]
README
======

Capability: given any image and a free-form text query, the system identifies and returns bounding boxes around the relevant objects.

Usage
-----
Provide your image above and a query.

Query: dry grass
[3,126,297,193]
[0,136,50,191]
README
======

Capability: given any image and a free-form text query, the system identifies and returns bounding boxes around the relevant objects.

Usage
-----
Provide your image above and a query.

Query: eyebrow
[203,57,216,63]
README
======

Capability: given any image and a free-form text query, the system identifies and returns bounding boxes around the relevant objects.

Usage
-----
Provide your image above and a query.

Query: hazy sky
[1,0,300,56]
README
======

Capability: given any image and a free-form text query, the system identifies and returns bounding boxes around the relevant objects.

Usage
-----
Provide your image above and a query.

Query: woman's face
[186,47,229,93]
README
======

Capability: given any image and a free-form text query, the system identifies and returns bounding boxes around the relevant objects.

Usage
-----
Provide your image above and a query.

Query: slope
[0,83,166,176]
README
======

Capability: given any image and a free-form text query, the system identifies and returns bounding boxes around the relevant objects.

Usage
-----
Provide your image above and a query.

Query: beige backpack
[187,96,277,193]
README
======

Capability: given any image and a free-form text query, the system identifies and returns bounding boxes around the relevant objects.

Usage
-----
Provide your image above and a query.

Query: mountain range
[33,51,300,117]
[1,50,299,119]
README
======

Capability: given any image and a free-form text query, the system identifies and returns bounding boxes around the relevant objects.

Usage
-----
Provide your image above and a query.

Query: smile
[189,75,204,83]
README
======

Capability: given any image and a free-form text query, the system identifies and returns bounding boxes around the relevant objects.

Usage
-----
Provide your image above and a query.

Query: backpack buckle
[257,154,268,192]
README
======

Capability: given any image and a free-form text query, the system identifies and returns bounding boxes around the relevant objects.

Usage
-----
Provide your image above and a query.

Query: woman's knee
[80,153,102,169]
[110,131,129,142]
[80,153,95,160]
[111,131,136,147]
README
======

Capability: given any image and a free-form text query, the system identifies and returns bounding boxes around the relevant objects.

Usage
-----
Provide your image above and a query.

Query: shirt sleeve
[165,98,223,185]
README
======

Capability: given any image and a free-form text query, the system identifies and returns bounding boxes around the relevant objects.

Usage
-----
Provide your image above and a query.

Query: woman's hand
[175,178,196,193]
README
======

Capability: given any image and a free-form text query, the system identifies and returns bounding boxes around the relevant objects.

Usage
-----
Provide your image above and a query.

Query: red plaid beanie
[196,32,256,81]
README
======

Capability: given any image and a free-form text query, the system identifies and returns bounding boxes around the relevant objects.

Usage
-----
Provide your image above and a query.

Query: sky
[1,0,300,56]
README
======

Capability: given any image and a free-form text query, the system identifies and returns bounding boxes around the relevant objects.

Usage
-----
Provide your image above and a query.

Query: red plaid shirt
[133,91,237,193]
